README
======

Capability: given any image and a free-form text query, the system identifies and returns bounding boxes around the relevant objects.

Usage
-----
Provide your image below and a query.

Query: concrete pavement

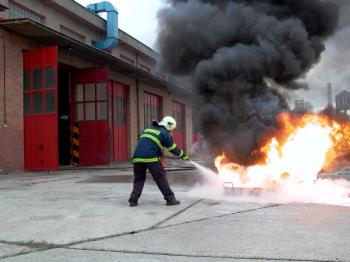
[0,165,350,261]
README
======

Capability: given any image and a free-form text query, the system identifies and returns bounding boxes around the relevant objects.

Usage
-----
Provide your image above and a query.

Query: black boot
[166,197,180,206]
[129,199,138,207]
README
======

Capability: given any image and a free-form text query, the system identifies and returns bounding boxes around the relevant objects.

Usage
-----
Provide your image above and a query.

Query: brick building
[0,0,197,171]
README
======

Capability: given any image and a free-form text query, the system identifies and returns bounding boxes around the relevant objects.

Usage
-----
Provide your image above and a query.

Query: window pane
[75,84,83,102]
[114,96,126,125]
[144,103,151,127]
[96,82,106,100]
[33,69,42,90]
[85,83,95,101]
[97,102,107,120]
[150,99,154,121]
[45,92,55,113]
[172,102,184,131]
[33,93,43,114]
[85,102,95,120]
[24,94,30,115]
[24,70,30,91]
[74,103,84,122]
[144,92,161,127]
[154,106,159,122]
[45,67,55,89]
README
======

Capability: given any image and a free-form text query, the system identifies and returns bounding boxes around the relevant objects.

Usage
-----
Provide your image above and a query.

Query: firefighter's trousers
[129,162,175,202]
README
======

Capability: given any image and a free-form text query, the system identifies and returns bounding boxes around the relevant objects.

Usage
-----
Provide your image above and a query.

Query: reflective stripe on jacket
[132,123,184,163]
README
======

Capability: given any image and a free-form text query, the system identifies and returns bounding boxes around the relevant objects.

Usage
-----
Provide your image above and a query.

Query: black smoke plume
[157,0,340,165]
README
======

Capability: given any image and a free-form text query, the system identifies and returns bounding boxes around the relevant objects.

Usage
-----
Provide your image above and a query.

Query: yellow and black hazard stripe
[71,124,79,166]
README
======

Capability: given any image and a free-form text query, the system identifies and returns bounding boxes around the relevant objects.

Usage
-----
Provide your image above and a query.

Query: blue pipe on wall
[86,1,118,52]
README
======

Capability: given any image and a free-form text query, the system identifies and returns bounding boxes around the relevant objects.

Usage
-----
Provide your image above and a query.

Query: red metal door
[172,101,185,149]
[71,67,109,166]
[144,92,162,127]
[23,46,58,171]
[110,81,128,162]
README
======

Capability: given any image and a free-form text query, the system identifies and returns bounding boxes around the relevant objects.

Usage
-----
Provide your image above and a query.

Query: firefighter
[129,116,189,207]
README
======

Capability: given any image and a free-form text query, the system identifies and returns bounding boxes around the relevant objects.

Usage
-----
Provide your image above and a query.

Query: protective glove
[160,156,165,166]
[181,154,189,161]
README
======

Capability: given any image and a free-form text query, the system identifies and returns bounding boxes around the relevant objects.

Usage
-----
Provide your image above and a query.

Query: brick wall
[0,33,27,171]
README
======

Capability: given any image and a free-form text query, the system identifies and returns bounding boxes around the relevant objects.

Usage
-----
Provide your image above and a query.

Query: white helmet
[159,116,177,131]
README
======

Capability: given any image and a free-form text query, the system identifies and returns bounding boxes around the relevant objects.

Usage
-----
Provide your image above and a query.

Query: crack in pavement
[0,246,342,262]
[150,198,204,228]
[0,202,299,262]
[155,203,283,229]
[64,203,283,248]
[0,202,284,261]
[59,198,205,247]
[0,199,204,260]
[0,240,61,249]
[0,241,40,260]
[66,247,342,262]
[0,250,39,261]
[0,240,64,260]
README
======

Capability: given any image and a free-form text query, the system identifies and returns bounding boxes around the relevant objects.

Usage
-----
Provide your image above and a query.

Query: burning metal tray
[223,182,263,196]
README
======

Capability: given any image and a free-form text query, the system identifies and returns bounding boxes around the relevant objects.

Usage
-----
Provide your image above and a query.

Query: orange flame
[215,113,350,190]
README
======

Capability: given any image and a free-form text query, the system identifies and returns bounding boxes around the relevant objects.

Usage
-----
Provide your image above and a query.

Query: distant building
[304,102,313,112]
[294,100,305,113]
[327,82,333,108]
[293,100,313,113]
[335,90,350,113]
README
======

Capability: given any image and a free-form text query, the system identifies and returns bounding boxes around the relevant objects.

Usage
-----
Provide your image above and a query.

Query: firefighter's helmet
[159,116,177,131]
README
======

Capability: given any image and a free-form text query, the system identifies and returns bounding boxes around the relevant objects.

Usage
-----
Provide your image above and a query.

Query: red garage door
[144,92,162,128]
[172,101,185,149]
[110,81,128,162]
[23,46,58,171]
[71,67,109,166]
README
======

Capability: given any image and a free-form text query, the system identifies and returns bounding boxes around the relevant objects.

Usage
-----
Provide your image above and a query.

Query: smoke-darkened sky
[157,0,342,164]
[296,0,350,109]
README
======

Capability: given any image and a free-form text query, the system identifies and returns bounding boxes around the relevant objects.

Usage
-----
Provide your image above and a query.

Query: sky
[292,26,350,110]
[74,0,350,110]
[290,1,350,110]
[74,0,165,49]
